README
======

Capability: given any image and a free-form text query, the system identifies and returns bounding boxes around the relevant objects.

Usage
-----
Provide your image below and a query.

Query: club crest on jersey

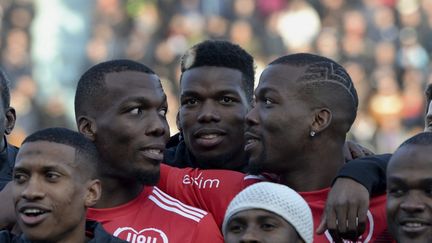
[182,172,220,189]
[113,227,168,243]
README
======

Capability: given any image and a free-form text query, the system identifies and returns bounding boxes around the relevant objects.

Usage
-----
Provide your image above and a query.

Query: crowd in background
[1,0,432,153]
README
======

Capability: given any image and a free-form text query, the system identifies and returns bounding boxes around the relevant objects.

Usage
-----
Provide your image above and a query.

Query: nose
[245,106,259,126]
[21,177,45,201]
[239,227,261,243]
[145,111,168,137]
[197,101,220,123]
[400,192,426,213]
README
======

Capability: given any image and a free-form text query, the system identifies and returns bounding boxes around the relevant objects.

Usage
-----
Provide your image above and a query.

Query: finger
[325,207,338,233]
[344,204,360,241]
[349,144,363,159]
[316,214,327,234]
[362,146,374,156]
[335,204,348,233]
[357,202,369,236]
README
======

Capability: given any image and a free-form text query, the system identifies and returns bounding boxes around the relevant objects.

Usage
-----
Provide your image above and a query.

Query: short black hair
[398,132,432,148]
[74,59,156,119]
[22,127,100,179]
[270,53,358,133]
[180,40,255,103]
[0,68,11,109]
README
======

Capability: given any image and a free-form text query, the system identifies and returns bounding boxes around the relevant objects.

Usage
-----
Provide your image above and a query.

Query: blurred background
[1,0,430,153]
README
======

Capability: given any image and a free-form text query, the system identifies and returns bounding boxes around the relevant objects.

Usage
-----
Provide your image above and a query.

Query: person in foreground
[223,182,313,243]
[75,59,222,242]
[387,132,432,243]
[0,127,128,242]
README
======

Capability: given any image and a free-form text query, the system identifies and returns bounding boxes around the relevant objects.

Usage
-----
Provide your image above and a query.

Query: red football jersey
[159,164,392,242]
[87,186,223,243]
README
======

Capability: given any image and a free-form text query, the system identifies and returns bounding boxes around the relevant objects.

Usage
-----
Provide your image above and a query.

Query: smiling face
[224,209,303,243]
[90,71,169,185]
[245,64,312,174]
[387,144,432,243]
[12,141,90,242]
[178,66,249,169]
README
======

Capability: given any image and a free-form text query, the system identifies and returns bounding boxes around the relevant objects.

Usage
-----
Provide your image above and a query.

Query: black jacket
[0,221,128,243]
[0,138,18,191]
[335,153,391,195]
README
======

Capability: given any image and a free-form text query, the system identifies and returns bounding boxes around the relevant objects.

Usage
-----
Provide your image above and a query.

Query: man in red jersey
[158,53,391,242]
[74,59,222,243]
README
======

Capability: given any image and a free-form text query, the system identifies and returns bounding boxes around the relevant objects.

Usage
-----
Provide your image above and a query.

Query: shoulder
[149,186,209,223]
[87,221,129,243]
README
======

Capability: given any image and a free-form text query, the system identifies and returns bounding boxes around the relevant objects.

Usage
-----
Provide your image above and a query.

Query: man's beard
[246,148,266,175]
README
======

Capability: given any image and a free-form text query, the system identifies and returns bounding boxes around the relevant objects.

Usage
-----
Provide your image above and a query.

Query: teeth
[23,209,45,215]
[200,134,219,139]
[146,149,162,154]
[404,222,424,227]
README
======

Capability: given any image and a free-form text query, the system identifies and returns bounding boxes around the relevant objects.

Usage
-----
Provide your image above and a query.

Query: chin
[135,169,160,186]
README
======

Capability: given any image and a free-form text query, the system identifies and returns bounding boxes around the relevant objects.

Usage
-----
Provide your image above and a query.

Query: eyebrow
[121,95,167,105]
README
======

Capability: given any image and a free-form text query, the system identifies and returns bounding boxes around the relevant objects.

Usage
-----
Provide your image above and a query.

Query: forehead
[181,66,245,93]
[388,145,432,176]
[257,64,305,91]
[104,71,164,97]
[15,141,76,170]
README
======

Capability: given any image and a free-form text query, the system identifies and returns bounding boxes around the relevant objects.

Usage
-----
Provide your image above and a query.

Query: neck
[279,142,345,192]
[95,176,144,208]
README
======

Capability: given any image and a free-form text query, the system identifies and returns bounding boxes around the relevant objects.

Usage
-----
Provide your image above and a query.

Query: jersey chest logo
[113,227,169,243]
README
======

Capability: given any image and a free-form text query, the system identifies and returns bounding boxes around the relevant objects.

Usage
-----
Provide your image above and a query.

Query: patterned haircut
[74,59,156,118]
[180,40,255,103]
[270,53,358,132]
[0,68,11,109]
[22,127,100,179]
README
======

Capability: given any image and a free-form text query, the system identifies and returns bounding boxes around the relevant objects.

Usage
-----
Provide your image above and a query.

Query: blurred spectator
[0,0,430,152]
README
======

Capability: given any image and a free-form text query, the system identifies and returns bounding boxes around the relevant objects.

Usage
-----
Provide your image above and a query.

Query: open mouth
[140,148,164,161]
[19,208,50,226]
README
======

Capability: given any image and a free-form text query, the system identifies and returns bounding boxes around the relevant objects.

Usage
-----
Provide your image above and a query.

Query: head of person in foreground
[222,182,313,243]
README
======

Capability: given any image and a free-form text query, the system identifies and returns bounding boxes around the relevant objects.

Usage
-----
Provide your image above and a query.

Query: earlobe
[77,116,97,141]
[85,179,101,207]
[4,107,16,135]
[311,108,332,133]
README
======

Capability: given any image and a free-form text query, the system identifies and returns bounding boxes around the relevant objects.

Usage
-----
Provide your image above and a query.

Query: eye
[388,188,405,197]
[13,173,28,184]
[264,98,274,105]
[45,171,61,182]
[261,223,276,231]
[228,223,244,234]
[129,107,143,115]
[220,96,235,104]
[182,98,198,106]
[159,107,168,117]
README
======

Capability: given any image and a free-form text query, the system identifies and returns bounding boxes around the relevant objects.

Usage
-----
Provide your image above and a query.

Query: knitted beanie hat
[222,182,314,243]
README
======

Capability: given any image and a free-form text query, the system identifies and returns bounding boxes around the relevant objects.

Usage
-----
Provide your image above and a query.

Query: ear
[4,107,16,135]
[84,179,101,208]
[175,112,182,132]
[311,108,332,134]
[77,116,97,141]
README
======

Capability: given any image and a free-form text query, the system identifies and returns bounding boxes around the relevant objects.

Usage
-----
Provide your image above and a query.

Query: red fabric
[159,164,392,242]
[87,186,223,243]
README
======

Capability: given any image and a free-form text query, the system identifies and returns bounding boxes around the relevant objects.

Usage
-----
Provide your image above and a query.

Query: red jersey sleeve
[191,211,224,242]
[159,164,249,228]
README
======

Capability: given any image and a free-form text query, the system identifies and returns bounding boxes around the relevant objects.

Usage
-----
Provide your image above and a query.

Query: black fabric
[0,221,128,243]
[0,137,18,191]
[335,154,391,195]
[164,133,247,172]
